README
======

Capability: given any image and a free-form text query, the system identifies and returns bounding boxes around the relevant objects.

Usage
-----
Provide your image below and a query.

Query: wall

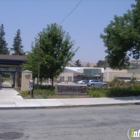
[104,69,140,82]
[59,72,74,83]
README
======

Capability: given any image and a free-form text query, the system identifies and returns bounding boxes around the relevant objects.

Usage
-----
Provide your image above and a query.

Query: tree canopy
[96,60,108,68]
[22,42,43,78]
[74,59,82,67]
[11,29,24,55]
[0,24,9,54]
[23,23,78,86]
[86,62,90,67]
[100,0,140,69]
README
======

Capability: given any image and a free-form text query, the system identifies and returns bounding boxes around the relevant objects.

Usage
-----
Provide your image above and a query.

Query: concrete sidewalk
[0,87,140,109]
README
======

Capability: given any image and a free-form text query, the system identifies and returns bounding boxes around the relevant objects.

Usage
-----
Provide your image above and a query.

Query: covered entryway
[0,55,26,89]
[0,72,15,88]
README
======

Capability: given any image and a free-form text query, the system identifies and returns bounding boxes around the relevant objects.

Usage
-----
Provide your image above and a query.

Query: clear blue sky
[0,0,135,63]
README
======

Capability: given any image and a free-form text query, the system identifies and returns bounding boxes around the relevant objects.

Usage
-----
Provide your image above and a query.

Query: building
[104,68,140,82]
[59,66,140,83]
[58,67,104,83]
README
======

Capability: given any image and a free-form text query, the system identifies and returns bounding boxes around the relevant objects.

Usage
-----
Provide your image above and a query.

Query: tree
[86,62,90,67]
[74,59,82,67]
[23,23,78,86]
[128,62,139,69]
[100,0,140,69]
[96,60,108,68]
[11,29,24,55]
[0,24,9,54]
[22,42,42,78]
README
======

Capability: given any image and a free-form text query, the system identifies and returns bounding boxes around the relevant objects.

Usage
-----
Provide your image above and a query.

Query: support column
[15,71,18,88]
[21,70,32,91]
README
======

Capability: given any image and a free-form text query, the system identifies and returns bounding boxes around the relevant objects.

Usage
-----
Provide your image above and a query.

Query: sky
[0,0,135,63]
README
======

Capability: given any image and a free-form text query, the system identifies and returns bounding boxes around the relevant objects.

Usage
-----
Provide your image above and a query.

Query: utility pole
[37,63,40,90]
[37,34,41,90]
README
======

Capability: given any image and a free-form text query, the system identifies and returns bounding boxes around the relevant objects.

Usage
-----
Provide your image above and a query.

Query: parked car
[123,79,131,82]
[87,79,107,87]
[77,80,87,84]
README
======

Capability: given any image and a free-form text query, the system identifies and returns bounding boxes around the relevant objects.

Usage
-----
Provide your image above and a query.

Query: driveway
[2,81,12,88]
[0,81,23,101]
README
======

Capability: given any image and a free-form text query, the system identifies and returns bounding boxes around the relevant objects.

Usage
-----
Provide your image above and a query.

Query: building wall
[59,67,140,83]
[59,72,75,83]
[58,67,104,83]
[104,69,140,82]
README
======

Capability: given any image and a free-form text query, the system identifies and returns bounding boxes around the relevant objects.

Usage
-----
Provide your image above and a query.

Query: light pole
[37,34,41,90]
[37,62,40,90]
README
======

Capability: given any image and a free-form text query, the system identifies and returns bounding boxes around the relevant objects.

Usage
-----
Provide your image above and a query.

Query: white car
[77,80,87,84]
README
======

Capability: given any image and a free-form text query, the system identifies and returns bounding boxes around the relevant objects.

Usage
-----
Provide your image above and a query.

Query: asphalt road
[0,105,139,140]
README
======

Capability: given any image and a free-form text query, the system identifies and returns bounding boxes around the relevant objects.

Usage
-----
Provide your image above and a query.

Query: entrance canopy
[0,55,27,88]
[0,55,26,65]
[0,55,27,72]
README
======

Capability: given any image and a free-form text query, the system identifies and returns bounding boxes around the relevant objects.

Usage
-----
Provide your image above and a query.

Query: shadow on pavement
[110,96,140,101]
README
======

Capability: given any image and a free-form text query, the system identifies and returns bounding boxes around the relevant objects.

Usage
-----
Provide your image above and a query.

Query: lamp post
[37,34,41,90]
[37,62,40,90]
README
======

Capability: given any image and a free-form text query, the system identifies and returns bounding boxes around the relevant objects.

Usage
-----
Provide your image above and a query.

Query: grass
[19,83,140,99]
[20,85,89,99]
[20,85,55,98]
[87,87,108,97]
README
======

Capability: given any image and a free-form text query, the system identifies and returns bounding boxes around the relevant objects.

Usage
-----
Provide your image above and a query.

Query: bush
[20,84,140,98]
[87,84,140,97]
[107,80,126,87]
[20,90,29,97]
[33,85,55,90]
[107,85,140,97]
[87,87,108,97]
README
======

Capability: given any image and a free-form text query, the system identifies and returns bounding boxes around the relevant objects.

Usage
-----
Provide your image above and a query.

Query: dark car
[87,79,107,87]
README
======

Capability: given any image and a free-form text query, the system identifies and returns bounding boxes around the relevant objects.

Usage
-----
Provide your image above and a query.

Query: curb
[0,102,140,110]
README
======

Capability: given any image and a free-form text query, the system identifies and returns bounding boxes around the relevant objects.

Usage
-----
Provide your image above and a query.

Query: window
[91,80,98,82]
[68,76,72,82]
[60,76,64,82]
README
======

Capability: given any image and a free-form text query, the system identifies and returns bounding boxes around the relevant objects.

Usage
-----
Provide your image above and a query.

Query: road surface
[0,105,139,140]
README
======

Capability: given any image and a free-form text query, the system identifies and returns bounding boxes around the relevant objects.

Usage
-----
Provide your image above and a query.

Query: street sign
[29,80,33,90]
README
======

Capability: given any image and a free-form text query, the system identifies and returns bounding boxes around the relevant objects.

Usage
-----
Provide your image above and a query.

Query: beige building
[59,67,140,83]
[58,67,104,83]
[104,68,140,82]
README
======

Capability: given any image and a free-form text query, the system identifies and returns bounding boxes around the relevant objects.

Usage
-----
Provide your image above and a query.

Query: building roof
[0,55,26,61]
[65,67,104,73]
[65,67,83,72]
[0,55,27,65]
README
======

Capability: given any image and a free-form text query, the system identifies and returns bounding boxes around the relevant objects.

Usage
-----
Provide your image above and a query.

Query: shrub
[111,84,140,97]
[20,88,55,98]
[33,85,55,90]
[87,84,140,97]
[20,90,29,97]
[87,87,108,97]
